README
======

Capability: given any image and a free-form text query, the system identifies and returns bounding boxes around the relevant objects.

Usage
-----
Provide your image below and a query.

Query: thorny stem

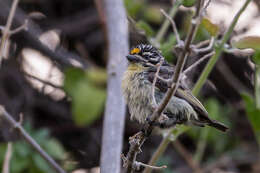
[192,0,252,96]
[0,0,20,66]
[0,106,67,173]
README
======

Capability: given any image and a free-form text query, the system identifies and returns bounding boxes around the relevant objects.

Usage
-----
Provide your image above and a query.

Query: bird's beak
[126,55,140,62]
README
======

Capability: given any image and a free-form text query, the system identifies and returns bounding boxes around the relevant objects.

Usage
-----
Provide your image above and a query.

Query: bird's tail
[207,119,229,132]
[190,115,229,132]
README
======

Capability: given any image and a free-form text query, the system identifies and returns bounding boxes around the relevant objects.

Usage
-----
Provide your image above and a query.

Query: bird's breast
[122,68,154,123]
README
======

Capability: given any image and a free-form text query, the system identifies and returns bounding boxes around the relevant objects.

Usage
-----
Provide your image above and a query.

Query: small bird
[122,44,228,132]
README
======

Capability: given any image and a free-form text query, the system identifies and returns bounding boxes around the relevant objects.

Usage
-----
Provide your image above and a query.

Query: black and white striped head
[126,44,165,66]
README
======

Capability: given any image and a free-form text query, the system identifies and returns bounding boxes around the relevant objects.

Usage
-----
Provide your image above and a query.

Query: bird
[121,44,228,132]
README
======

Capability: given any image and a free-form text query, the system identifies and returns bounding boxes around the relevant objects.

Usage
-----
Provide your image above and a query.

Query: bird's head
[126,44,166,67]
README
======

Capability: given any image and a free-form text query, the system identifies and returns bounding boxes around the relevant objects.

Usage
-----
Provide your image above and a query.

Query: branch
[122,154,167,171]
[143,131,172,173]
[183,51,215,75]
[0,0,20,66]
[100,0,128,173]
[160,9,182,46]
[155,0,183,44]
[192,0,252,96]
[0,106,67,173]
[0,0,88,69]
[173,140,202,173]
[23,71,63,89]
[2,142,12,173]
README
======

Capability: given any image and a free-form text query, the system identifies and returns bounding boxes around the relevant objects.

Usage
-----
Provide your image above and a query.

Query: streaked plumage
[122,44,228,132]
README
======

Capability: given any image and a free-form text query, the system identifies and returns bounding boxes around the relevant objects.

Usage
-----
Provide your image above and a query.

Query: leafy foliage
[64,68,106,126]
[201,18,219,37]
[182,0,196,7]
[232,36,260,51]
[0,123,69,173]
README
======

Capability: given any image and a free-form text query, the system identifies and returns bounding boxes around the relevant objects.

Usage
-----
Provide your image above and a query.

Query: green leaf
[33,129,49,144]
[44,139,66,160]
[182,0,196,7]
[136,20,155,37]
[232,36,260,50]
[72,81,106,126]
[64,67,106,126]
[32,154,54,173]
[15,141,31,157]
[201,18,219,36]
[64,68,85,95]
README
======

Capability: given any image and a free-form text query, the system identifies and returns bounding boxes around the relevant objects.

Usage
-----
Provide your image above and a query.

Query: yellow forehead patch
[130,48,141,54]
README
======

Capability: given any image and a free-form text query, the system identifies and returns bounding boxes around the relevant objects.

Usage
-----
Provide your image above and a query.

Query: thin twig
[0,106,67,173]
[9,19,28,34]
[173,140,202,173]
[122,154,167,171]
[143,130,172,173]
[155,0,183,43]
[160,9,182,46]
[152,59,164,108]
[193,37,214,53]
[23,71,63,89]
[183,51,215,75]
[201,0,213,16]
[193,128,209,164]
[192,0,252,96]
[134,161,167,170]
[0,0,20,66]
[2,142,12,173]
[194,39,211,49]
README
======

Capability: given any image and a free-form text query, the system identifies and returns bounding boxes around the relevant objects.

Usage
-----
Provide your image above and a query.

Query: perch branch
[0,106,67,173]
[0,0,20,66]
[2,142,12,173]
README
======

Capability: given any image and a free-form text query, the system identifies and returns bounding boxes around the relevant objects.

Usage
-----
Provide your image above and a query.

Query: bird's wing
[147,65,210,121]
[147,65,228,131]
